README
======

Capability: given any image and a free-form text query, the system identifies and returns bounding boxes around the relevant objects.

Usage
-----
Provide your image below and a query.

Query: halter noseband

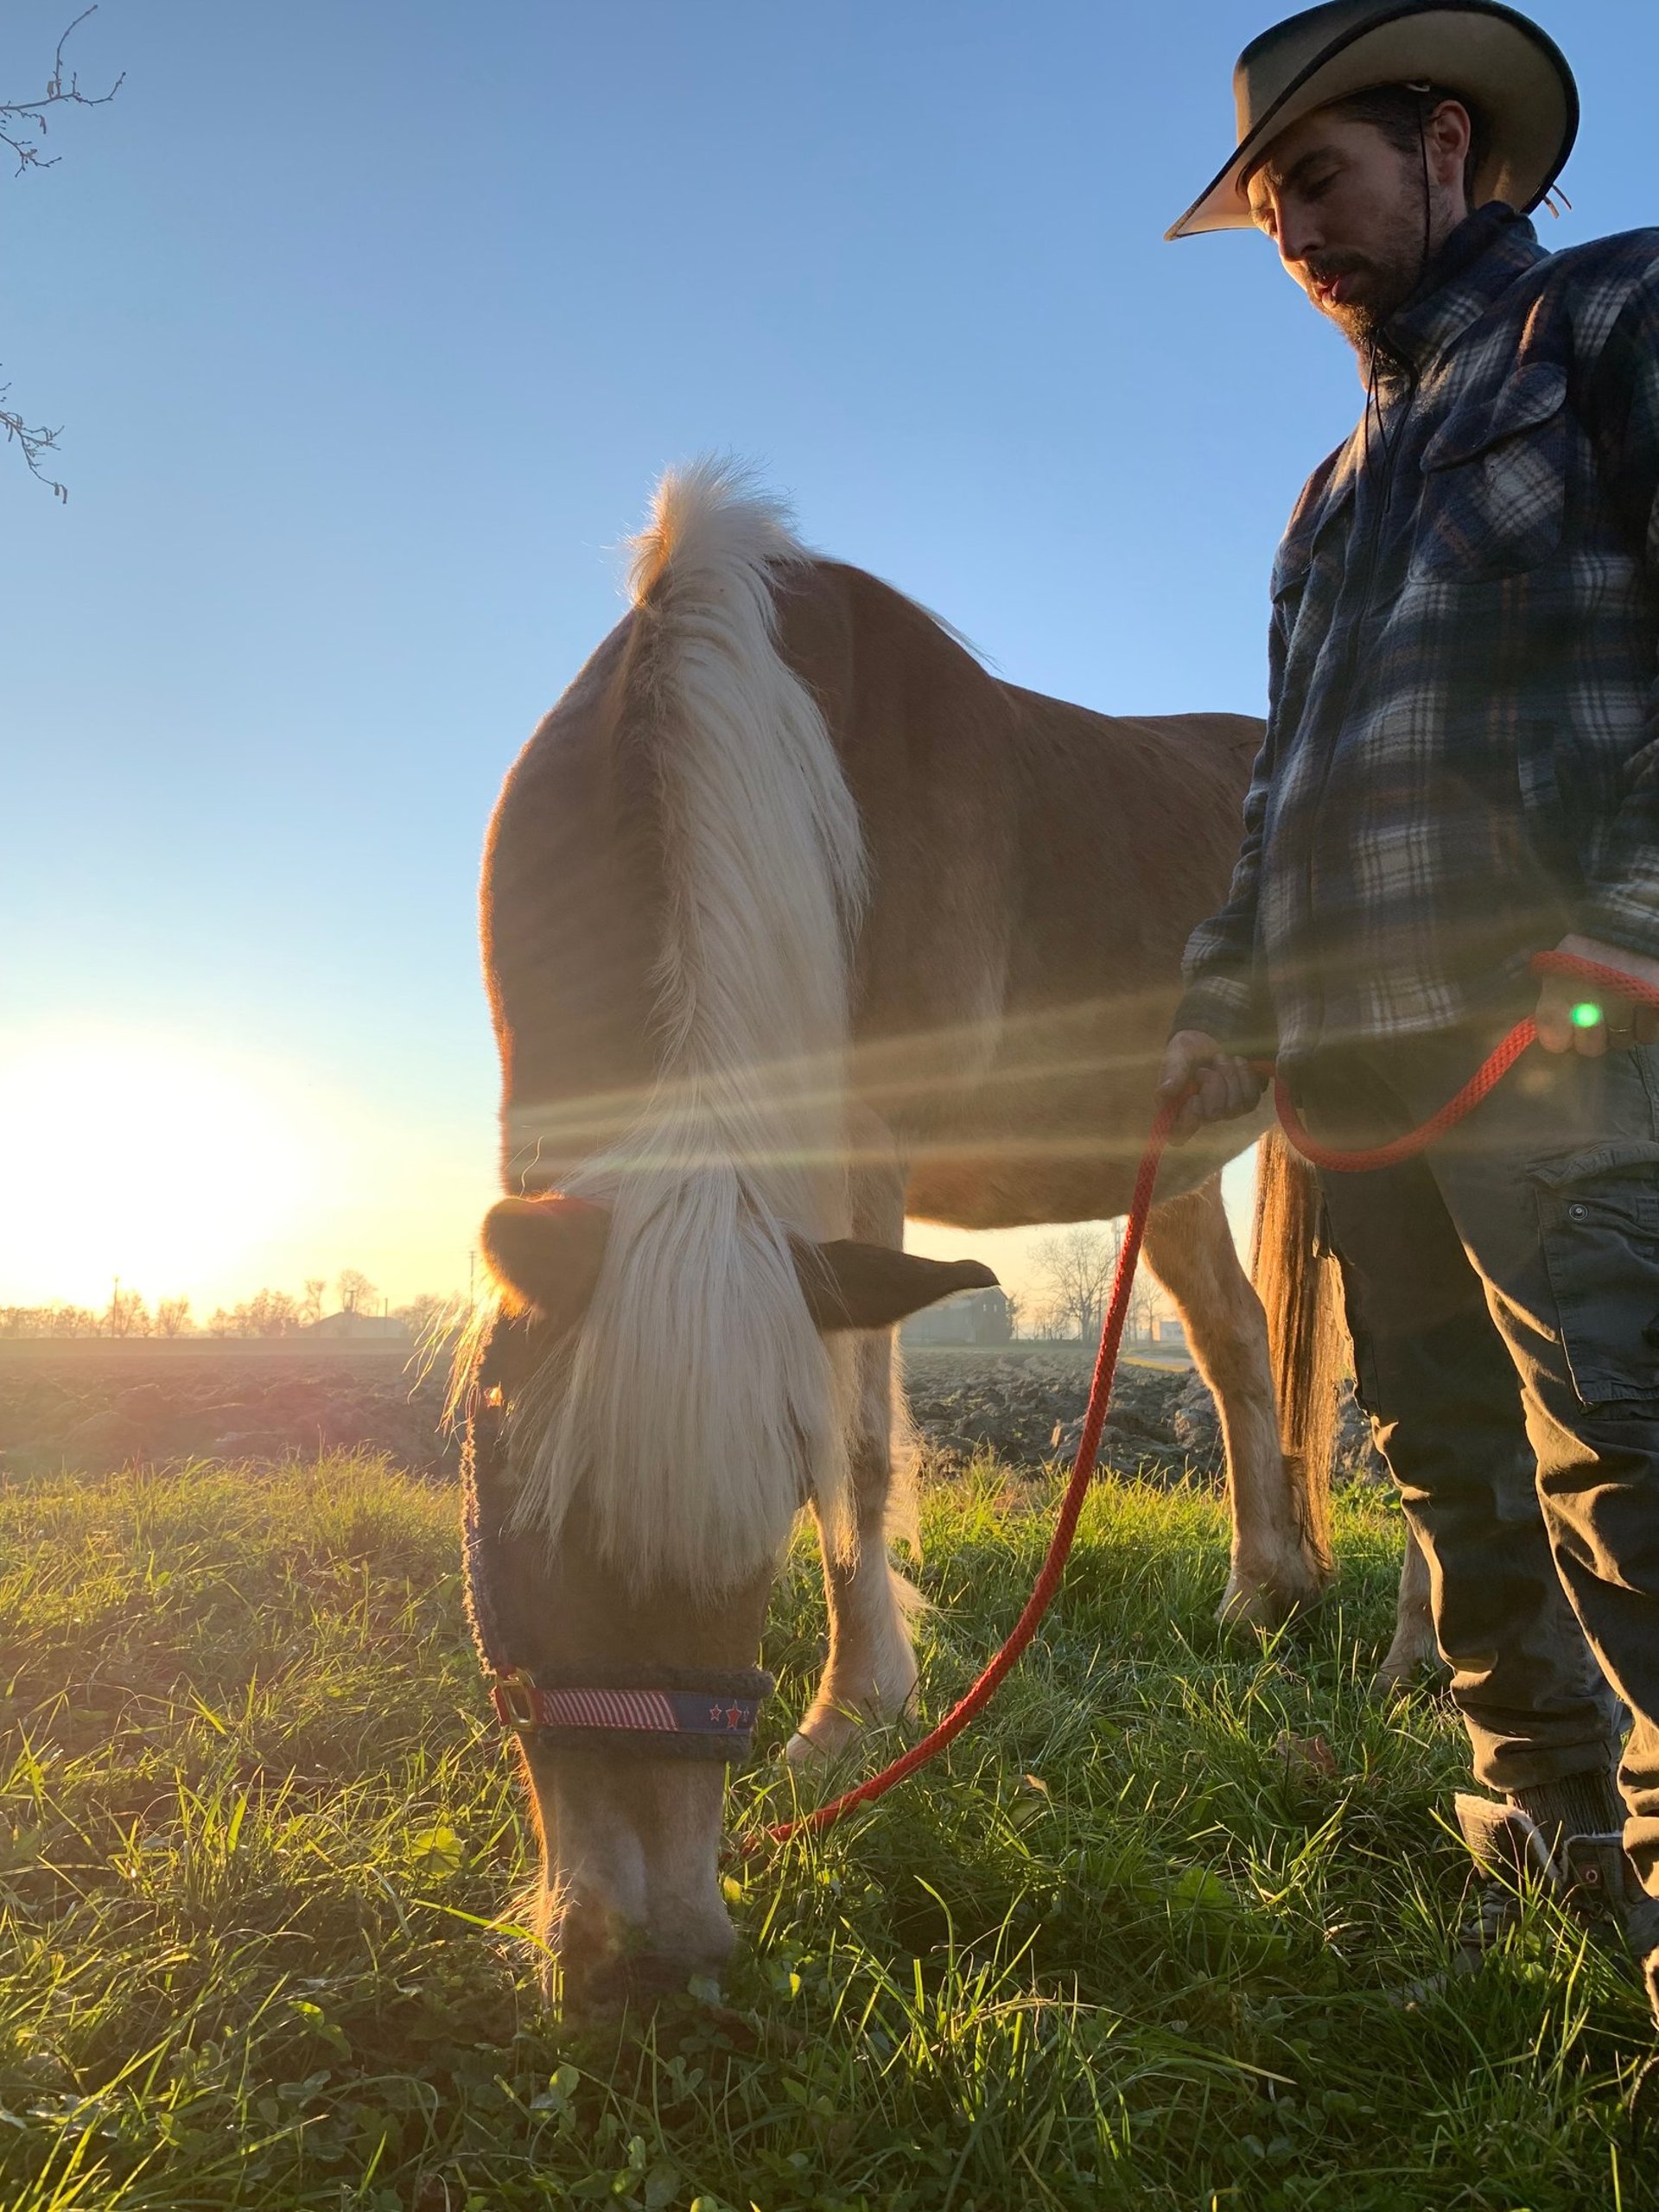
[488,1668,773,1758]
[462,1347,772,1763]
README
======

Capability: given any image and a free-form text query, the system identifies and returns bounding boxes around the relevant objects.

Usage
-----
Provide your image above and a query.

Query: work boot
[1453,1772,1649,1963]
[1452,1793,1567,1967]
[1455,1783,1659,2139]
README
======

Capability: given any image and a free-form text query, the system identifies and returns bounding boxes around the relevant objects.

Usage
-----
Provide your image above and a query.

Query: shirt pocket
[1530,1136,1659,1407]
[1412,363,1569,581]
[1271,469,1356,653]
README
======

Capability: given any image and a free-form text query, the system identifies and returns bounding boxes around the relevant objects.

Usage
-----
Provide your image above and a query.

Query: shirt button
[1567,1203,1589,1219]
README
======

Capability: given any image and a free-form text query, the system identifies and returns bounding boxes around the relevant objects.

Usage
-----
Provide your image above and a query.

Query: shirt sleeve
[1577,266,1659,960]
[1167,620,1283,1055]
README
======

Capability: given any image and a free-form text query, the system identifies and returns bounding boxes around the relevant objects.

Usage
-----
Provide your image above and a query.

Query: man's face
[1246,104,1468,350]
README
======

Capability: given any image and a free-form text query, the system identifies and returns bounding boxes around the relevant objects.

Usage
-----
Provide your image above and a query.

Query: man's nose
[1276,207,1325,273]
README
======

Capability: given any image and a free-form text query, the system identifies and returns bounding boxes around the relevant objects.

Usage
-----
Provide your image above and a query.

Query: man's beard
[1309,199,1431,353]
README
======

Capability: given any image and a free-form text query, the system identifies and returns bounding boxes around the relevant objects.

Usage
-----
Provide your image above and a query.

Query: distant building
[899,1287,1014,1349]
[302,1311,412,1342]
[1150,1315,1188,1349]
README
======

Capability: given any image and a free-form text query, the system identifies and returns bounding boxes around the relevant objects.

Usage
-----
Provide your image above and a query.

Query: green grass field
[1,1452,1653,2212]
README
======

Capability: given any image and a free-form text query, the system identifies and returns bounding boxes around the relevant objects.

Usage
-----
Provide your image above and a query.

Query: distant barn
[301,1311,412,1342]
[899,1287,1014,1349]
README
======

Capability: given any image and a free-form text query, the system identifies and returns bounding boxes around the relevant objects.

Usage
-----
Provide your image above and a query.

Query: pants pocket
[1531,1139,1659,1407]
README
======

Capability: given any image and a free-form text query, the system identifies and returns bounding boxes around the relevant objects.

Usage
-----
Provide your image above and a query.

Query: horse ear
[480,1194,611,1330]
[793,1239,1000,1332]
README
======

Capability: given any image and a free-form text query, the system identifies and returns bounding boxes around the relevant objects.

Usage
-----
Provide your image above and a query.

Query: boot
[1453,1774,1656,1963]
[1452,1793,1567,1967]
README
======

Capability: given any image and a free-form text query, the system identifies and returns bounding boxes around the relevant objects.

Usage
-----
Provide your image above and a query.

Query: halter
[461,1348,772,1763]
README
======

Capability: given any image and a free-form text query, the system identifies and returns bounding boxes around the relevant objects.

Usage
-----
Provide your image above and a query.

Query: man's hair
[1326,83,1487,201]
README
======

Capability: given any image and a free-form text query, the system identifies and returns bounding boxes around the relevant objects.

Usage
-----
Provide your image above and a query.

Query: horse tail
[1250,1124,1342,1576]
[511,460,865,1591]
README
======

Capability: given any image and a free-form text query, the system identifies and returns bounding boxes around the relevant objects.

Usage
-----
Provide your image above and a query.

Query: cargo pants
[1294,1021,1659,1906]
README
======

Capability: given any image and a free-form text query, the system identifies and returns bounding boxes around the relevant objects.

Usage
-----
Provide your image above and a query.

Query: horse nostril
[625,1949,717,1998]
[564,1946,702,2015]
[557,1916,732,2014]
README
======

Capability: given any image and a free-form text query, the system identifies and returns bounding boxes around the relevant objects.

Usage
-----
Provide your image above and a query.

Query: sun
[0,1028,311,1309]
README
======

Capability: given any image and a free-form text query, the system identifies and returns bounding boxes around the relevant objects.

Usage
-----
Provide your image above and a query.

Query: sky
[3,0,1654,1319]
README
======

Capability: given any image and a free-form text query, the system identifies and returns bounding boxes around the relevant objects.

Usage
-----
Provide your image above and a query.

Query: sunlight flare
[0,1030,310,1306]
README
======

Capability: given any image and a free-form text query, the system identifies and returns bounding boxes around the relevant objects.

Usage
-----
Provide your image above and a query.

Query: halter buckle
[492,1669,541,1731]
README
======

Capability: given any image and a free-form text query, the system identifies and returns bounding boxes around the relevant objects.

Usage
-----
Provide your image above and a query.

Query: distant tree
[1128,1273,1166,1344]
[1032,1225,1122,1344]
[301,1278,327,1326]
[154,1296,193,1338]
[1001,1292,1024,1339]
[243,1288,302,1338]
[105,1287,149,1338]
[336,1269,377,1317]
[39,1302,101,1338]
[396,1292,462,1344]
[1026,1299,1066,1343]
[3,8,124,498]
[206,1288,303,1338]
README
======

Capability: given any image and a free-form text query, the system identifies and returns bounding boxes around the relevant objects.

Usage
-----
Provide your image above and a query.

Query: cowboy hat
[1166,0,1577,240]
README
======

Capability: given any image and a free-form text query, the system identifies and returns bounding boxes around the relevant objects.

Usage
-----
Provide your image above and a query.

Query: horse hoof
[784,1715,857,1766]
[1219,1567,1324,1631]
[1372,1639,1446,1698]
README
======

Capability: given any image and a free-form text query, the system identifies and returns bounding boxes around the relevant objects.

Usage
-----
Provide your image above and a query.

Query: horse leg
[1375,1520,1443,1692]
[1143,1176,1331,1625]
[788,1160,921,1764]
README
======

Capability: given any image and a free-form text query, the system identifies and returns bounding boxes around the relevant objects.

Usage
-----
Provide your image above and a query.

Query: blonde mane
[507,460,867,1590]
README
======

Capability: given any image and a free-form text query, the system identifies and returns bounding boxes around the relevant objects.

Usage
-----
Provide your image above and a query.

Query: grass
[0,1452,1653,2212]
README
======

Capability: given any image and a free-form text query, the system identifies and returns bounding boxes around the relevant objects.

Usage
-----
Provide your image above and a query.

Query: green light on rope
[1571,1001,1604,1030]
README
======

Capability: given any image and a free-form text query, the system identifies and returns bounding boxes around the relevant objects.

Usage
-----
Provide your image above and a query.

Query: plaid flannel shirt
[1175,205,1659,1064]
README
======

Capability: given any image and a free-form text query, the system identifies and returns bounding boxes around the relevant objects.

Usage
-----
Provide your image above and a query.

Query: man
[1157,0,1659,2041]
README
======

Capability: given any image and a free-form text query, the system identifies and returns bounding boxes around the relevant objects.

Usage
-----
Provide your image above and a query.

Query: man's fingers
[1167,1065,1223,1146]
[1534,982,1575,1055]
[1224,1061,1266,1118]
[1167,1057,1263,1143]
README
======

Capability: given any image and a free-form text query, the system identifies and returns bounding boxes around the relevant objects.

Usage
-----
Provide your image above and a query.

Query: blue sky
[2,0,1652,1312]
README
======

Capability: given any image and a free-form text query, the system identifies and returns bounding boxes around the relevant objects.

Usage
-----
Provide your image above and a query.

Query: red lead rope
[749,1091,1179,1850]
[751,950,1659,1851]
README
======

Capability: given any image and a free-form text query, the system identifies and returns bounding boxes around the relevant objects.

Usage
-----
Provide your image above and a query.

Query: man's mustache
[1305,253,1370,286]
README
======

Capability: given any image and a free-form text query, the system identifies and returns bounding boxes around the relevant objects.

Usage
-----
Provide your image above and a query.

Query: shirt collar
[1373,203,1549,385]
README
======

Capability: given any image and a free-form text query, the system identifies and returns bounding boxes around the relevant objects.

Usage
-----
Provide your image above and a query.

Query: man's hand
[1156,1029,1269,1144]
[1535,932,1659,1055]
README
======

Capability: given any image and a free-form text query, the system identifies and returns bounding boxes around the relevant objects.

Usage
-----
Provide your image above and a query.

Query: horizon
[3,0,1649,1313]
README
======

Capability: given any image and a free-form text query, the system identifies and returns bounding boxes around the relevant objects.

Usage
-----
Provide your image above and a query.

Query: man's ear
[792,1238,999,1332]
[480,1193,610,1332]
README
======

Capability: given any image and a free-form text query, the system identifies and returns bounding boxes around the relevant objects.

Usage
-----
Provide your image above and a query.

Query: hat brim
[1166,2,1577,240]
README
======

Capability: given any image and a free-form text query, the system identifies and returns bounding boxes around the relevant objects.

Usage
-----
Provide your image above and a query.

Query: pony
[465,461,1425,2009]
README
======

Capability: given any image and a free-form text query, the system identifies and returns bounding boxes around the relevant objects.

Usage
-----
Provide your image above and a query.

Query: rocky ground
[899,1344,1384,1487]
[0,1342,1383,1488]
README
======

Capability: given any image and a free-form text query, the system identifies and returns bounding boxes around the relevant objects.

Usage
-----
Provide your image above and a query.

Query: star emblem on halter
[711,1700,746,1729]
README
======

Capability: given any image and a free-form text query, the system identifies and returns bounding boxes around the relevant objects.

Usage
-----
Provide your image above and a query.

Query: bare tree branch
[3,7,123,496]
[2,7,124,176]
[1,381,67,499]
